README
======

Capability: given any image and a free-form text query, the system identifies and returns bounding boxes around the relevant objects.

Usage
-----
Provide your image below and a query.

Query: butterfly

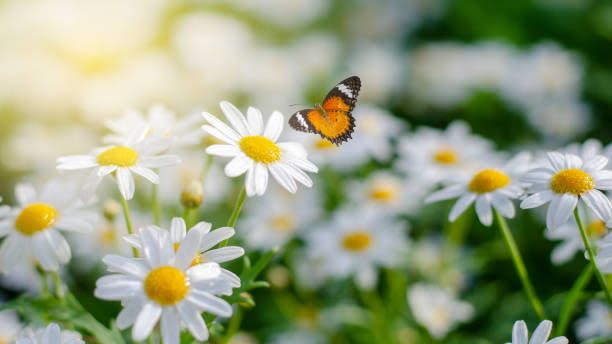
[289,76,361,145]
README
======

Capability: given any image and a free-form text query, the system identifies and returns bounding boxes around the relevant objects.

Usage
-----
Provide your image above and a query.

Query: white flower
[57,126,181,200]
[104,105,205,150]
[15,323,83,344]
[0,180,94,272]
[241,185,322,250]
[396,121,494,187]
[0,310,21,343]
[545,207,609,265]
[202,101,318,197]
[407,283,474,339]
[520,152,612,230]
[506,320,567,344]
[524,100,591,139]
[347,171,427,216]
[426,153,530,226]
[124,217,244,288]
[303,208,409,289]
[575,300,612,340]
[95,226,235,343]
[596,231,612,274]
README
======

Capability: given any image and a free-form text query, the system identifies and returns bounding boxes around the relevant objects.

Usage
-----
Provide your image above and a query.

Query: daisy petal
[161,309,180,344]
[491,193,516,218]
[202,247,245,263]
[246,107,264,135]
[224,155,252,177]
[139,155,181,168]
[449,193,476,221]
[170,218,187,243]
[15,183,36,205]
[132,302,162,341]
[177,302,209,341]
[175,225,204,270]
[55,217,94,233]
[263,111,284,142]
[116,168,135,200]
[187,290,233,318]
[529,320,552,344]
[269,164,297,193]
[520,190,554,209]
[281,164,312,188]
[130,166,160,184]
[245,164,256,197]
[102,255,148,278]
[583,155,608,171]
[547,194,577,229]
[116,297,144,330]
[564,154,582,169]
[475,196,493,226]
[425,184,466,203]
[187,262,221,281]
[200,227,235,251]
[582,190,612,222]
[220,101,249,136]
[206,144,240,157]
[546,152,565,171]
[254,163,269,196]
[512,320,528,344]
[202,112,240,142]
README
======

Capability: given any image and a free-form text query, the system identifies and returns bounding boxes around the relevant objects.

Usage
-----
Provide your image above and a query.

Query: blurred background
[1,0,612,343]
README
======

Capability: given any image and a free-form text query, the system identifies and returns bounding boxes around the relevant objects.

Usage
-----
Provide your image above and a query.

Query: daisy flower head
[407,283,474,339]
[95,226,235,343]
[15,323,84,344]
[426,152,531,226]
[57,126,181,200]
[575,300,612,340]
[396,121,494,186]
[124,217,244,289]
[0,180,94,272]
[104,105,205,151]
[506,320,567,344]
[304,208,409,289]
[202,101,318,197]
[520,152,612,230]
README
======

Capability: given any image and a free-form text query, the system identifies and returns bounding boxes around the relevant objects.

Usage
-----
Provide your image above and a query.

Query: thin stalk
[494,210,547,320]
[183,207,197,229]
[37,267,49,297]
[152,183,161,226]
[223,307,243,343]
[556,265,593,337]
[358,289,390,344]
[51,271,65,300]
[574,208,612,306]
[220,186,247,247]
[119,197,139,257]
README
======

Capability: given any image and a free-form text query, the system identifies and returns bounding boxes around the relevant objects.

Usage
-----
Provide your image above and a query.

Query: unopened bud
[103,200,121,221]
[266,265,290,290]
[238,292,255,309]
[181,181,203,209]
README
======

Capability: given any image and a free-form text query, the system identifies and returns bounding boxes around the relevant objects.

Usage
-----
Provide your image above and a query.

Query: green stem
[223,307,243,343]
[51,271,65,300]
[556,265,593,337]
[152,183,161,226]
[581,336,612,344]
[183,207,197,229]
[494,210,547,320]
[220,186,247,247]
[574,208,612,306]
[119,197,138,257]
[358,289,390,344]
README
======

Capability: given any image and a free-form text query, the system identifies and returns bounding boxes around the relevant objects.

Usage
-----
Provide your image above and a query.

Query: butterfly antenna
[288,103,308,107]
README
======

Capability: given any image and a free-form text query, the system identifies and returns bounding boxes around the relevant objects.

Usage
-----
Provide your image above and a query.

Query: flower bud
[103,200,121,221]
[181,180,203,209]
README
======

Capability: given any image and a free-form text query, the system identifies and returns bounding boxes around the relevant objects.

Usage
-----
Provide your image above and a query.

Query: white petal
[512,320,528,344]
[95,276,142,300]
[224,155,252,177]
[546,152,565,171]
[202,247,245,263]
[170,218,187,243]
[139,155,180,168]
[202,125,239,145]
[116,168,135,200]
[594,171,612,189]
[220,101,249,136]
[491,193,516,219]
[15,183,36,205]
[32,234,59,271]
[582,190,612,222]
[522,168,554,184]
[55,217,94,233]
[187,290,233,317]
[583,155,608,171]
[269,163,297,194]
[201,112,240,142]
[546,337,568,344]
[116,297,145,329]
[45,230,71,264]
[102,255,148,278]
[475,196,493,226]
[175,225,204,270]
[520,191,554,209]
[43,323,62,343]
[449,193,476,221]
[200,227,235,252]
[97,165,117,177]
[529,320,552,344]
[263,111,284,142]
[177,302,209,341]
[254,163,269,196]
[564,154,582,169]
[280,164,312,188]
[245,165,256,197]
[130,167,160,184]
[190,221,212,235]
[132,302,162,341]
[206,144,240,157]
[246,107,264,135]
[284,156,318,173]
[187,262,221,281]
[547,194,577,229]
[277,142,307,159]
[56,155,98,170]
[425,184,466,203]
[161,309,180,344]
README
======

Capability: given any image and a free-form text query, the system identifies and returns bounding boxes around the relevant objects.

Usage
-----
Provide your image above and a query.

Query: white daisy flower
[15,323,84,344]
[407,283,474,339]
[104,105,205,151]
[0,180,94,272]
[0,310,21,343]
[545,208,609,265]
[506,320,567,344]
[303,208,409,289]
[95,226,235,343]
[123,217,244,289]
[520,152,612,230]
[396,121,494,187]
[575,300,612,340]
[596,231,612,274]
[56,126,181,200]
[347,171,428,216]
[564,139,611,165]
[426,153,530,226]
[241,184,322,251]
[202,101,318,197]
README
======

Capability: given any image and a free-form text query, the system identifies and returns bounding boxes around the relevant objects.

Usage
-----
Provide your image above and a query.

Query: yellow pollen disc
[96,146,139,167]
[144,266,188,306]
[468,169,511,194]
[587,220,607,238]
[15,203,58,236]
[173,243,204,266]
[342,231,373,252]
[368,185,397,202]
[239,136,281,164]
[271,215,296,232]
[314,139,335,150]
[433,148,458,165]
[550,168,594,195]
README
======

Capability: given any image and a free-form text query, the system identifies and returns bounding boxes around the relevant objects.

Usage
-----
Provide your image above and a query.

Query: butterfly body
[289,76,361,145]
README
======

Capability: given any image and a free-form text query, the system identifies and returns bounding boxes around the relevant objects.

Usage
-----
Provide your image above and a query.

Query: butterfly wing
[289,108,317,133]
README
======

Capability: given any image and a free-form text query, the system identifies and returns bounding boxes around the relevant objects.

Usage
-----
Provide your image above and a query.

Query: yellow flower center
[587,220,607,238]
[550,168,594,195]
[271,215,296,232]
[239,136,281,164]
[173,243,204,266]
[15,203,58,236]
[100,226,116,245]
[468,169,511,194]
[433,148,458,165]
[144,266,189,306]
[368,185,397,203]
[342,231,373,252]
[96,146,139,167]
[314,139,335,150]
